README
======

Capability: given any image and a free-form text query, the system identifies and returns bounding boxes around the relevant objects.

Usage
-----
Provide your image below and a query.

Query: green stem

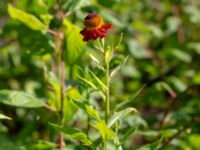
[105,62,110,123]
[102,142,106,150]
[59,47,65,150]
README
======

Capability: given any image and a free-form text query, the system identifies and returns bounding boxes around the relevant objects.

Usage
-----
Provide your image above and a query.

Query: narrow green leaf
[78,76,98,90]
[89,71,107,92]
[92,120,115,141]
[88,53,105,72]
[50,123,93,146]
[137,138,163,150]
[63,19,86,65]
[110,56,129,79]
[120,127,137,144]
[108,107,137,128]
[73,101,101,122]
[8,4,47,30]
[0,90,45,108]
[115,85,146,110]
[0,114,11,120]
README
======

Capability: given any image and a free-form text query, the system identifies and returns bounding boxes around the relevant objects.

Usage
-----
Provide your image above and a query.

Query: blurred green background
[0,0,200,149]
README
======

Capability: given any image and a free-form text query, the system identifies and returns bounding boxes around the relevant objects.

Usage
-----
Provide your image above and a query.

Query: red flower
[80,13,112,41]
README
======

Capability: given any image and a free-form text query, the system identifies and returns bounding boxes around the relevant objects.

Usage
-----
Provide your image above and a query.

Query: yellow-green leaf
[8,4,47,31]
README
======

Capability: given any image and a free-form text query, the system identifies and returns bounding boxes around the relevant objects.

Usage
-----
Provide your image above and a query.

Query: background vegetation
[0,0,200,149]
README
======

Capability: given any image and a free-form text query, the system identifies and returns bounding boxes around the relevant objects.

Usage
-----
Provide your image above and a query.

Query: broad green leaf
[73,101,101,122]
[66,86,82,100]
[50,123,93,146]
[0,114,11,120]
[137,138,162,150]
[108,107,137,127]
[8,4,47,31]
[110,56,129,79]
[63,19,86,65]
[0,90,45,108]
[93,120,115,141]
[64,99,78,123]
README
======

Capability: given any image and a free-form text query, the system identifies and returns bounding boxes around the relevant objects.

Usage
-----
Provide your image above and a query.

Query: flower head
[80,13,112,41]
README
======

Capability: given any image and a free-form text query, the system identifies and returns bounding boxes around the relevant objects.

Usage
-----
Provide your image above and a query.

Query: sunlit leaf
[0,114,11,120]
[0,90,45,108]
[108,107,137,127]
[73,101,101,122]
[63,19,86,65]
[92,120,115,141]
[8,4,47,30]
[50,123,93,146]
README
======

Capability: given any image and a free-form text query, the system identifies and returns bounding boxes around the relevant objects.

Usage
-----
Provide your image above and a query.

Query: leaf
[73,101,101,122]
[78,76,98,90]
[169,76,187,92]
[120,126,137,144]
[92,120,115,141]
[8,4,47,31]
[105,47,113,64]
[110,56,129,79]
[88,53,105,72]
[127,40,150,59]
[0,90,45,108]
[28,140,56,150]
[89,71,107,92]
[63,19,86,65]
[108,107,137,128]
[115,85,145,110]
[66,86,82,100]
[137,138,163,150]
[0,114,11,120]
[166,16,181,34]
[170,49,192,63]
[50,123,93,146]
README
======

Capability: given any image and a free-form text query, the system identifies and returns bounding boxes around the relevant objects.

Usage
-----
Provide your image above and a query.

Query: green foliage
[1,0,200,149]
[63,19,86,65]
[0,114,11,120]
[93,120,115,141]
[50,123,93,146]
[0,90,45,108]
[8,4,47,31]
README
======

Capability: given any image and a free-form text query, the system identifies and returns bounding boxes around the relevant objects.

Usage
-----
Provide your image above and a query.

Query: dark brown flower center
[84,13,103,29]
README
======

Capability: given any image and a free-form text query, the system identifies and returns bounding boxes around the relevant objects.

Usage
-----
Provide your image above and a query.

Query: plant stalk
[59,46,65,150]
[105,62,110,123]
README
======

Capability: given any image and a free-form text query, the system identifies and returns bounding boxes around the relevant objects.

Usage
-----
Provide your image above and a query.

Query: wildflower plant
[1,0,189,150]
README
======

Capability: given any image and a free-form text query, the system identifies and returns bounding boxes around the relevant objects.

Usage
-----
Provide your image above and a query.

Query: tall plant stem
[105,62,110,123]
[100,38,110,123]
[59,47,65,150]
